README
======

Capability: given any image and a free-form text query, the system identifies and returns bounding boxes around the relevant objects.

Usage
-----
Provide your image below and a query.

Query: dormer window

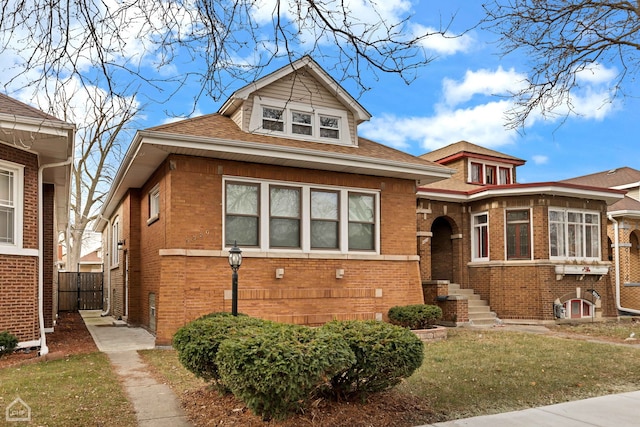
[292,111,312,136]
[251,96,349,145]
[262,107,284,131]
[468,160,513,185]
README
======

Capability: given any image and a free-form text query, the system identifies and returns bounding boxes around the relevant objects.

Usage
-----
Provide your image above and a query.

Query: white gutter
[608,214,640,315]
[38,157,73,356]
[98,214,111,317]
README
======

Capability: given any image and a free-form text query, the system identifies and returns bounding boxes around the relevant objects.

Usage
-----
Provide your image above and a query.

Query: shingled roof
[0,92,64,122]
[420,140,525,165]
[149,113,443,169]
[562,167,640,188]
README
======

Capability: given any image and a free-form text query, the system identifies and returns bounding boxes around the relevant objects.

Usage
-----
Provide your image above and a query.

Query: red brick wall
[121,155,423,344]
[0,144,40,342]
[43,183,54,328]
[419,194,615,321]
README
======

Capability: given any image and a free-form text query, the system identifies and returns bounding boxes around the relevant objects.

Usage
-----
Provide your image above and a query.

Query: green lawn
[0,352,136,426]
[398,328,640,421]
[141,325,640,424]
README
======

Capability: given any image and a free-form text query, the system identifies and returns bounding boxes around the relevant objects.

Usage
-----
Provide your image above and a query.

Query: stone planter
[412,325,448,343]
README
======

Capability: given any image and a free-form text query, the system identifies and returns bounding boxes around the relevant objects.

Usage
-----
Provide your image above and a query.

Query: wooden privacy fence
[58,272,104,311]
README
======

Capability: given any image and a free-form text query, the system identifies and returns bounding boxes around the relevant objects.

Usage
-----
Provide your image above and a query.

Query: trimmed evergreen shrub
[322,320,425,399]
[216,323,355,421]
[388,304,443,330]
[0,331,18,357]
[172,312,269,386]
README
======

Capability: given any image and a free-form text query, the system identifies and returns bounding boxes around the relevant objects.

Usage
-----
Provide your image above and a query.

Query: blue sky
[3,0,639,183]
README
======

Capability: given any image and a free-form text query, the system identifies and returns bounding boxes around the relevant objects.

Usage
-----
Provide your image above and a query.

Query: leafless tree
[482,0,640,129]
[0,0,449,107]
[58,86,139,270]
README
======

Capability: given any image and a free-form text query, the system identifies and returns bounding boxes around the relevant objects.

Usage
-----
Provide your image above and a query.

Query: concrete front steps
[448,283,500,327]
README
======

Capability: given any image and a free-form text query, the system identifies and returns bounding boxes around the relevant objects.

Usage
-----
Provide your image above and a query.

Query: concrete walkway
[80,310,192,427]
[419,390,640,427]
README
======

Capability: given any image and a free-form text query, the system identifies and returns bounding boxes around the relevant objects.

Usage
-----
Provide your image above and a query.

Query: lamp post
[228,241,242,316]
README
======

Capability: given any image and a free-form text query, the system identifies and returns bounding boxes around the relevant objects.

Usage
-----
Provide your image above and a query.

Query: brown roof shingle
[0,92,64,122]
[149,113,446,169]
[562,167,640,188]
[420,140,525,164]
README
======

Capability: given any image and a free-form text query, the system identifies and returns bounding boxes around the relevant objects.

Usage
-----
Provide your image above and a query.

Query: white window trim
[223,176,380,255]
[0,159,27,255]
[111,217,120,267]
[249,96,351,145]
[504,208,533,261]
[148,184,160,225]
[467,159,513,185]
[471,211,489,261]
[563,299,594,319]
[548,207,601,261]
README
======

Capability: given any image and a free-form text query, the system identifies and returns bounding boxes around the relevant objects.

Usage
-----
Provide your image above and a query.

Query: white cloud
[411,24,473,56]
[575,62,618,85]
[442,67,526,107]
[531,155,548,165]
[360,99,516,151]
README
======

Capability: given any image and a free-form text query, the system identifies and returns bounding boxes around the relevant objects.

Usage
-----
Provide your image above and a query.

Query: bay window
[549,208,600,260]
[224,179,378,253]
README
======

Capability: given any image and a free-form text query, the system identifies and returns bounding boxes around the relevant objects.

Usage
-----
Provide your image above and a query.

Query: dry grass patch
[399,328,640,422]
[142,327,640,426]
[0,352,136,426]
[549,319,640,343]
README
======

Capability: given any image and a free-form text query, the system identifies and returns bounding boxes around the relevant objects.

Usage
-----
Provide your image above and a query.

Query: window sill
[0,246,38,256]
[555,264,609,280]
[147,215,159,226]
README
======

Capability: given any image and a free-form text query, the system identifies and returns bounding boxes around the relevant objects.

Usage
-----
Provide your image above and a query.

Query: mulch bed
[0,312,98,369]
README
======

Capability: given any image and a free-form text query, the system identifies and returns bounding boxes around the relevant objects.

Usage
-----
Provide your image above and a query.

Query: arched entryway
[431,217,454,282]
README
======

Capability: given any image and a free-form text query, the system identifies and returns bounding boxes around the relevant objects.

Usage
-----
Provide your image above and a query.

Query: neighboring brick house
[417,141,626,324]
[562,167,640,316]
[95,57,454,345]
[0,93,75,352]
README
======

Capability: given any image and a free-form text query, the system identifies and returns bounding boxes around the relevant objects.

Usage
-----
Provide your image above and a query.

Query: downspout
[608,214,640,315]
[97,214,111,317]
[38,157,73,356]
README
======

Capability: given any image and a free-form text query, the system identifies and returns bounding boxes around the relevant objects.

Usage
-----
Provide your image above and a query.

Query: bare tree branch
[483,0,640,129]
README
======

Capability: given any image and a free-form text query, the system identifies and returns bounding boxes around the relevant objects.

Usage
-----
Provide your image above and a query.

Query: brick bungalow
[417,141,626,325]
[563,167,640,317]
[0,93,75,352]
[94,57,454,345]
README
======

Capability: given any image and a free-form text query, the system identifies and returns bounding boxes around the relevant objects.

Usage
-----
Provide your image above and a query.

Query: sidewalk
[80,310,192,427]
[419,390,640,426]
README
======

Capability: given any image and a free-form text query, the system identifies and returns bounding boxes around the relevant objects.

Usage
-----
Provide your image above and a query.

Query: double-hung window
[470,163,482,184]
[225,182,260,246]
[148,185,160,223]
[224,179,378,253]
[0,167,15,244]
[348,193,375,250]
[311,190,339,249]
[251,97,347,144]
[269,186,301,248]
[485,165,497,185]
[111,218,120,266]
[471,212,489,261]
[506,209,531,260]
[549,208,600,260]
[0,161,24,250]
[262,107,284,132]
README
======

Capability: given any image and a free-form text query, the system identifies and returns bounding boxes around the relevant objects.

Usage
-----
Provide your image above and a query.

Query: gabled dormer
[420,141,526,186]
[217,56,370,147]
